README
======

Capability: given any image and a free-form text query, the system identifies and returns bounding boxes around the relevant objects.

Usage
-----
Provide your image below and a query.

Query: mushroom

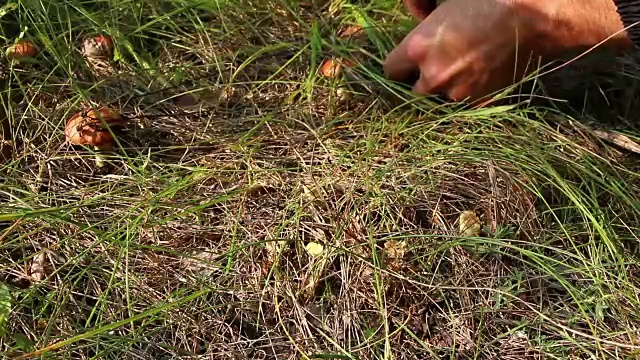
[320,58,356,78]
[6,40,38,60]
[81,34,114,58]
[64,106,125,167]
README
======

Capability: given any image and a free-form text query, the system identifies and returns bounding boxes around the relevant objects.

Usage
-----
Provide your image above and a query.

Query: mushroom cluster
[3,34,126,168]
[5,33,114,62]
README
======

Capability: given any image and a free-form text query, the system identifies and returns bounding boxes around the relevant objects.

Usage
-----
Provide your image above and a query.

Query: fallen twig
[590,128,640,154]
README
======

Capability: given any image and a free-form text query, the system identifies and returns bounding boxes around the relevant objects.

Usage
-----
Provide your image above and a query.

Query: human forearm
[516,0,635,52]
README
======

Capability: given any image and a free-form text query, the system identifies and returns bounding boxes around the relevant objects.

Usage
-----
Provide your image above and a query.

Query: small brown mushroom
[65,106,125,167]
[6,40,38,60]
[320,58,356,78]
[82,34,114,58]
[65,106,124,148]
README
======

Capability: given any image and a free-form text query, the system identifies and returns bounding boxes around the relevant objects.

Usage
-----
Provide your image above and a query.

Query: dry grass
[2,0,640,359]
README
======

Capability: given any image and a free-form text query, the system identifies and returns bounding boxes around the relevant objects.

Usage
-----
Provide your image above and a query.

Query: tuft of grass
[2,0,640,359]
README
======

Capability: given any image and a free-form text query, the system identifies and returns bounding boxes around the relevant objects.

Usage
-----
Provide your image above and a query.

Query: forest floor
[3,0,640,358]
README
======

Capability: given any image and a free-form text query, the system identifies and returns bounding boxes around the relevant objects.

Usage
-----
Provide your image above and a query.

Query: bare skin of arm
[385,0,635,104]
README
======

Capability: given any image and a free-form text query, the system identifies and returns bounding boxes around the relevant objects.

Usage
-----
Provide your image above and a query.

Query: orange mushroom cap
[65,106,125,149]
[6,40,38,60]
[320,58,356,78]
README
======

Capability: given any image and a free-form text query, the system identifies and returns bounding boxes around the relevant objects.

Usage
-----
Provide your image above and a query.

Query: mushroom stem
[93,142,115,168]
[94,146,106,168]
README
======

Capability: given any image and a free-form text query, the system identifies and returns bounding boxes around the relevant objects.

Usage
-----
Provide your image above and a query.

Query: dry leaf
[182,250,218,277]
[459,210,482,237]
[29,252,47,282]
[305,242,324,257]
[384,240,406,259]
[385,240,407,271]
[266,239,288,261]
[301,183,318,201]
[338,25,364,38]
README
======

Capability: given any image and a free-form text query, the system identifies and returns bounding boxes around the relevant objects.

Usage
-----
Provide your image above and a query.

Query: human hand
[384,0,634,105]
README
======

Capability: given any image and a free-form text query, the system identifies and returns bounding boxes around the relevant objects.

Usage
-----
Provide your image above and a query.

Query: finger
[411,73,435,95]
[410,55,451,96]
[412,68,472,102]
[384,32,432,84]
[383,39,419,84]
